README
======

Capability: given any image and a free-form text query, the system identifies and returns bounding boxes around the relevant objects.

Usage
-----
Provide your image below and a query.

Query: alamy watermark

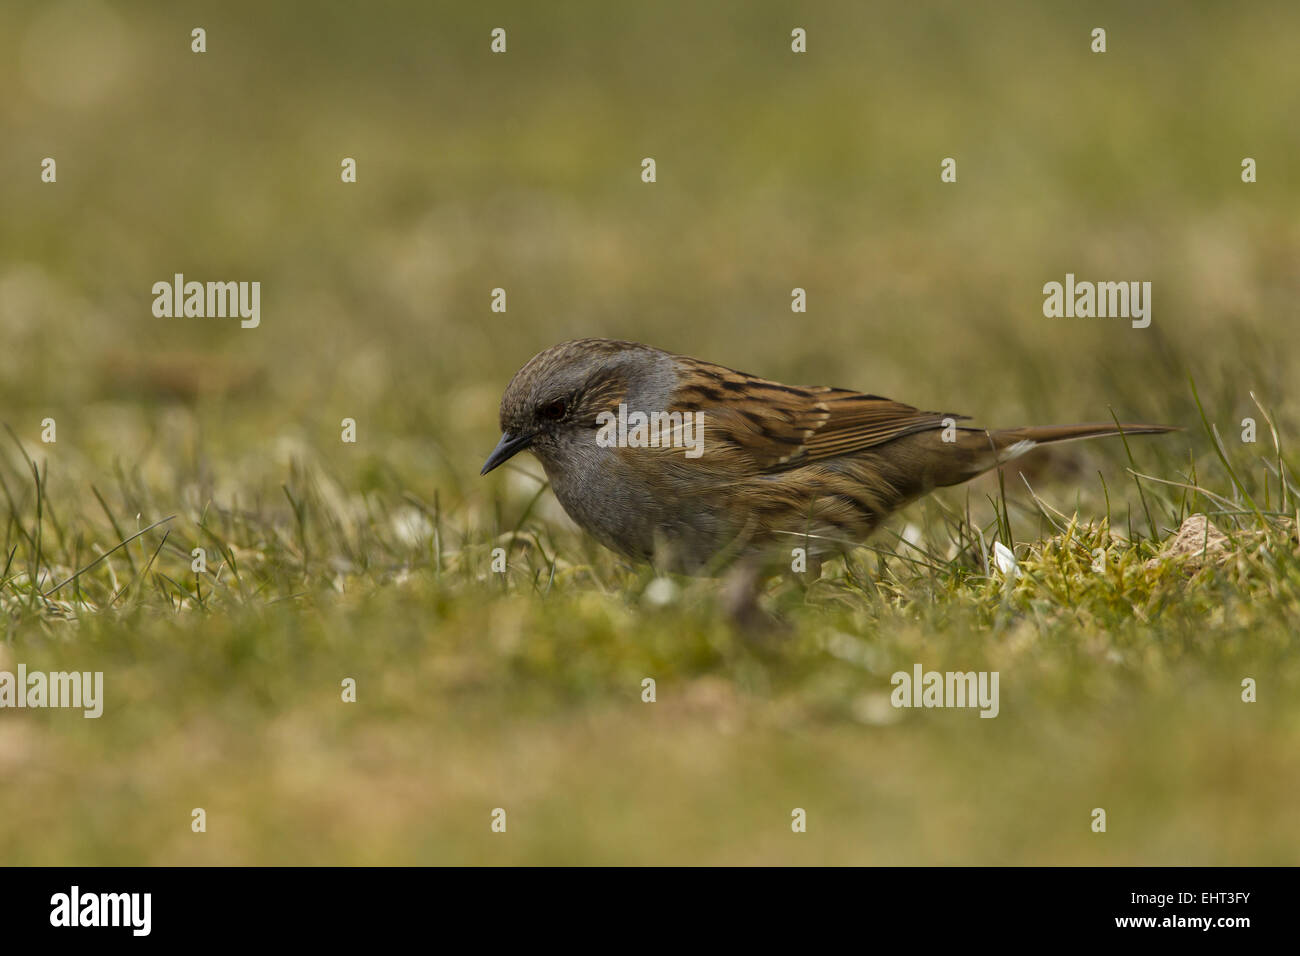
[152,273,260,328]
[0,665,103,718]
[891,663,999,718]
[595,403,705,458]
[1043,273,1151,328]
[50,886,150,936]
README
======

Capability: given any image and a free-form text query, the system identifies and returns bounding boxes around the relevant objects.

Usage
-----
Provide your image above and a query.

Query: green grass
[2,393,1298,864]
[2,0,1299,864]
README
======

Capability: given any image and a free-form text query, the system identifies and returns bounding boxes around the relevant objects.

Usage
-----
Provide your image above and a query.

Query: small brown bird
[481,339,1175,573]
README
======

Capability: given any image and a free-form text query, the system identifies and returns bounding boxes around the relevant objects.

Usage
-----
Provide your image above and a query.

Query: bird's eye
[538,398,567,421]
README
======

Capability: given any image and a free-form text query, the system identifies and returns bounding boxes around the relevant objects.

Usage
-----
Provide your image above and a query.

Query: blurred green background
[1,0,1298,864]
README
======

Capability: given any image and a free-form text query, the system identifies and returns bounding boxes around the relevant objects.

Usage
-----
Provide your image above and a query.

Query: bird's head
[480,338,675,475]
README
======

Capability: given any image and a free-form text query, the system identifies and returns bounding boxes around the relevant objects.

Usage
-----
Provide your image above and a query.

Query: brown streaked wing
[671,357,969,473]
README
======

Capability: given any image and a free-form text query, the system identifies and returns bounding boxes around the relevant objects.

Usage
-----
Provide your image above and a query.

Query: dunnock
[481,339,1174,572]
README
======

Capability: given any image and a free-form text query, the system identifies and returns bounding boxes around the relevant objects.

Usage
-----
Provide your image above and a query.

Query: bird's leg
[720,558,764,631]
[719,557,792,638]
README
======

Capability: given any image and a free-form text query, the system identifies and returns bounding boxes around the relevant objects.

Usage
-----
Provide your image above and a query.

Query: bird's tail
[913,421,1179,489]
[985,422,1178,463]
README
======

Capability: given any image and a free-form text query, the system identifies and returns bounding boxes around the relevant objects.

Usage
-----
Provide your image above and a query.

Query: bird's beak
[480,431,534,476]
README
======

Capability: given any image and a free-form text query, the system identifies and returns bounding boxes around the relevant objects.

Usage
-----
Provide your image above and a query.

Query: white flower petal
[993,541,1020,578]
